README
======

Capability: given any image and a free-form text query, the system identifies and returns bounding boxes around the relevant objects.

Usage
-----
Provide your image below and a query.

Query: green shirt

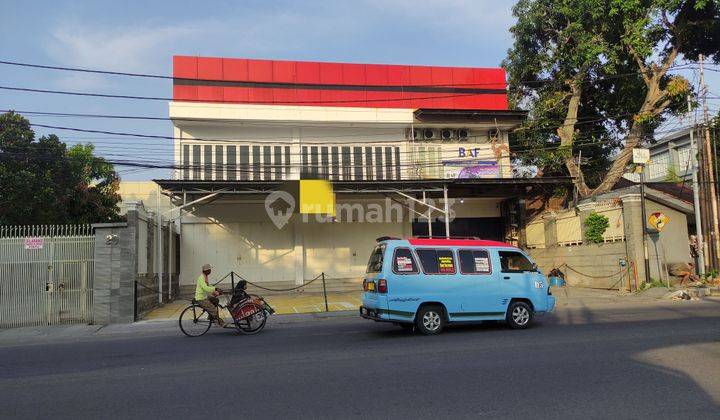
[195,274,216,301]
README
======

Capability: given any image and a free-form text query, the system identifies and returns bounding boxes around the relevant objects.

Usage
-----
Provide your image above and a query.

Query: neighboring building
[148,56,570,290]
[526,179,695,289]
[624,128,696,183]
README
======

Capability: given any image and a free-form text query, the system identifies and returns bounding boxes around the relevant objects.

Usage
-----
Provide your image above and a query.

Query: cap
[202,264,212,271]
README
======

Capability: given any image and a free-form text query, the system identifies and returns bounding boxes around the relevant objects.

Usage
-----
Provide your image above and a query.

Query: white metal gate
[0,225,94,328]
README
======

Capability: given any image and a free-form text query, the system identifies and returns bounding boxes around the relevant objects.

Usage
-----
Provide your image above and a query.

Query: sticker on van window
[438,256,455,273]
[474,257,490,273]
[396,256,414,272]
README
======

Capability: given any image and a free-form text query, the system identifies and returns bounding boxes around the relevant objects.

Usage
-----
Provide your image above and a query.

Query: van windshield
[366,245,386,273]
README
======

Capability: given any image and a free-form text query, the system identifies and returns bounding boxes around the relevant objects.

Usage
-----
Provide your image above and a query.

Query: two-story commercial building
[153,56,570,289]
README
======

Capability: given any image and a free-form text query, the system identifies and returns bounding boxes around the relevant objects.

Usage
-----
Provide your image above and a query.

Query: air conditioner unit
[405,128,419,140]
[422,128,435,140]
[458,128,469,141]
[441,129,455,141]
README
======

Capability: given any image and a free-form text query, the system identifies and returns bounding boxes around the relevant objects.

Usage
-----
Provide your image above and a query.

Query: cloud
[44,23,199,89]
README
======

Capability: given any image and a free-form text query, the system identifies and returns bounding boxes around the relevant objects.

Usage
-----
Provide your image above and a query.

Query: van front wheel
[506,301,533,329]
[416,306,445,335]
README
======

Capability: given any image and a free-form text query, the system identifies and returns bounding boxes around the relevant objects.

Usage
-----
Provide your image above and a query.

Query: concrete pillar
[620,194,646,288]
[92,221,136,324]
[543,213,558,248]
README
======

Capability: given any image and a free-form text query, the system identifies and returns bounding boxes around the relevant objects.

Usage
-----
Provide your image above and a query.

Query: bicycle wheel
[179,304,212,337]
[234,303,267,335]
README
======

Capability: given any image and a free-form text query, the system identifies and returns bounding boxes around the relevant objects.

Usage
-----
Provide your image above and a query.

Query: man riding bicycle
[195,264,225,327]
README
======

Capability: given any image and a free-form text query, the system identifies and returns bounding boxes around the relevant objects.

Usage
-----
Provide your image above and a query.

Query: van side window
[416,249,456,274]
[366,244,386,273]
[499,251,535,273]
[393,248,418,274]
[458,249,492,274]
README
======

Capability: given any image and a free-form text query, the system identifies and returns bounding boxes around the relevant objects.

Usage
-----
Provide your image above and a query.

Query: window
[458,249,492,274]
[239,146,249,181]
[341,147,351,180]
[301,146,309,178]
[385,147,393,180]
[366,245,386,273]
[252,145,261,180]
[320,147,329,179]
[284,146,291,179]
[393,248,418,274]
[192,145,201,180]
[354,147,363,180]
[365,147,374,180]
[310,146,319,178]
[204,145,212,180]
[394,147,401,180]
[274,146,282,180]
[416,249,456,274]
[499,251,535,273]
[375,147,383,180]
[215,146,224,180]
[182,144,189,180]
[263,145,271,180]
[227,146,237,180]
[331,146,339,180]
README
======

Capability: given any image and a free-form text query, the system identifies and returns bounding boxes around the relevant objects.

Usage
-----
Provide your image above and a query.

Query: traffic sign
[633,148,650,164]
[648,212,669,232]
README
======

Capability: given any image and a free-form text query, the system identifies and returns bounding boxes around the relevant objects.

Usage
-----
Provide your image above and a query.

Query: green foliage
[0,111,122,225]
[665,165,682,182]
[584,211,610,243]
[504,0,720,190]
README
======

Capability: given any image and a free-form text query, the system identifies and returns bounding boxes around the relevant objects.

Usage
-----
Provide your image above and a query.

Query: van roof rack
[376,236,401,242]
[411,236,481,240]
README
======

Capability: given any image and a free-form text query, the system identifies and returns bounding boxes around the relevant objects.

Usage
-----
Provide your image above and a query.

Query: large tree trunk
[588,49,677,196]
[560,81,591,197]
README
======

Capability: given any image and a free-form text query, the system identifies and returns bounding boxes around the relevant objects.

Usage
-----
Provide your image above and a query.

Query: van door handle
[503,276,510,280]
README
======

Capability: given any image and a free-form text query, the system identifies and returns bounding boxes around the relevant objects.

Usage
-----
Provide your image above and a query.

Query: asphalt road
[1,300,719,419]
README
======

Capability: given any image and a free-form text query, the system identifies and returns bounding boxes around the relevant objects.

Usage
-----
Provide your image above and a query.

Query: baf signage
[444,147,499,179]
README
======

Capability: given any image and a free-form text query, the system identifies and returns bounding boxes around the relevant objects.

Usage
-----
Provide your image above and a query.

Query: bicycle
[179,293,271,337]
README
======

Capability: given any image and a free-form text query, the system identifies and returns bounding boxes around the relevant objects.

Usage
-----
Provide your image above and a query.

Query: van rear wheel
[416,306,445,335]
[506,301,533,329]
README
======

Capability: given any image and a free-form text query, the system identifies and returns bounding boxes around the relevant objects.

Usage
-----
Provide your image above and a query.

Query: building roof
[172,56,508,110]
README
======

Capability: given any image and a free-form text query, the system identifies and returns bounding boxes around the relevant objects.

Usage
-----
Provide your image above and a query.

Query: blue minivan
[359,237,555,335]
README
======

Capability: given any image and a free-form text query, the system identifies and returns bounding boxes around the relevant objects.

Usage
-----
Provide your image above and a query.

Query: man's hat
[202,263,212,271]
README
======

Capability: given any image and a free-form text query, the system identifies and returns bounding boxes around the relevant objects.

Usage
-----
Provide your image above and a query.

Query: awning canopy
[154,177,572,201]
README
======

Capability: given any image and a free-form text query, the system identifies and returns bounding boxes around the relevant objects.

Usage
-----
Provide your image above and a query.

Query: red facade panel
[296,61,321,84]
[173,55,508,110]
[272,61,297,83]
[341,63,366,85]
[319,62,343,84]
[247,59,274,82]
[173,56,197,79]
[222,58,248,82]
[197,57,223,80]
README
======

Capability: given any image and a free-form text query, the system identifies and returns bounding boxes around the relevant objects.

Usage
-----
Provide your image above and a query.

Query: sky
[0,0,718,181]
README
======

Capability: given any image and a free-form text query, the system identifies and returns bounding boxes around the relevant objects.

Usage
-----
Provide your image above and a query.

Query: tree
[504,0,720,197]
[0,111,122,225]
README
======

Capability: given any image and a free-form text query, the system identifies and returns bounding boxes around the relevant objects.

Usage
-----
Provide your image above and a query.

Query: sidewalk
[142,286,676,322]
[143,291,363,321]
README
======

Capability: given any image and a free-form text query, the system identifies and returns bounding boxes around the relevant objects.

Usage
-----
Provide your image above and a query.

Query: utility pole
[699,54,720,270]
[639,165,651,285]
[689,95,705,275]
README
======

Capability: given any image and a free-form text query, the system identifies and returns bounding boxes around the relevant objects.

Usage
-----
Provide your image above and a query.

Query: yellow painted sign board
[299,180,335,215]
[648,212,669,232]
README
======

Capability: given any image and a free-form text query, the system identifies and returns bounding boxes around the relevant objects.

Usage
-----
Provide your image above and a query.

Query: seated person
[195,264,225,327]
